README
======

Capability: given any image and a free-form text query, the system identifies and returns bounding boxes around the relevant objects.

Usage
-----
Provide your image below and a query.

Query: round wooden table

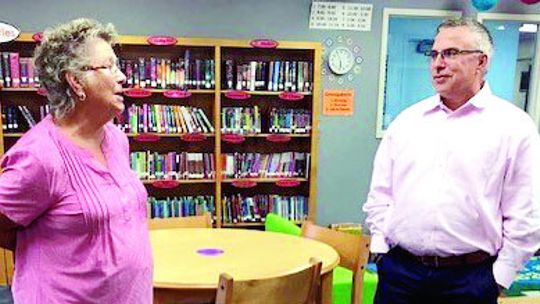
[151,228,340,304]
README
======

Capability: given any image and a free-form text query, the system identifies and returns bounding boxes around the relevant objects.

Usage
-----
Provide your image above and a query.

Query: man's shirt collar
[424,83,492,114]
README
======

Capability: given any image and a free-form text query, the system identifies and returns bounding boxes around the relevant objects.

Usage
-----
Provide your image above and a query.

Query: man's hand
[372,253,385,265]
[497,284,506,296]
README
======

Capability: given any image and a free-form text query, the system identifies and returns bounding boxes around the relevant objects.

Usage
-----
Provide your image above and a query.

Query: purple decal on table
[197,248,224,256]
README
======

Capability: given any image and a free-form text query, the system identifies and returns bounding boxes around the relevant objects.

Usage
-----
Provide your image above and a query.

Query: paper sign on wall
[323,89,354,116]
[310,2,372,31]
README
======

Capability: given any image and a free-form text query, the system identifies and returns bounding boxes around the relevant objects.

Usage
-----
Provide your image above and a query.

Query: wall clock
[328,46,354,75]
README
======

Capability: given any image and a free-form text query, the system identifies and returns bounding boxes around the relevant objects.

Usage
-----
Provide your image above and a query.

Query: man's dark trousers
[374,247,499,304]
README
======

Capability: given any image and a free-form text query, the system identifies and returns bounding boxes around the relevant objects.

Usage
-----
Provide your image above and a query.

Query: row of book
[3,104,312,136]
[147,195,215,220]
[223,60,313,92]
[117,104,214,134]
[221,152,310,178]
[0,52,40,88]
[120,52,215,90]
[4,104,311,136]
[221,107,312,135]
[221,106,261,134]
[269,108,312,134]
[0,53,313,92]
[221,194,308,224]
[130,151,215,180]
[1,105,49,131]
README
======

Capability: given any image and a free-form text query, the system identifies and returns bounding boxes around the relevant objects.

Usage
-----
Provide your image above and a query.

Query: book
[0,54,4,87]
[17,105,36,127]
[9,53,20,88]
[2,53,11,87]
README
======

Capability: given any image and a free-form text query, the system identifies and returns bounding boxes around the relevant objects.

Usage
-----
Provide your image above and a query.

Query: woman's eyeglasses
[82,61,121,73]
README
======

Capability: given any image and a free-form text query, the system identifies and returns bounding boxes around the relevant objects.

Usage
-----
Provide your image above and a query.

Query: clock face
[328,46,354,75]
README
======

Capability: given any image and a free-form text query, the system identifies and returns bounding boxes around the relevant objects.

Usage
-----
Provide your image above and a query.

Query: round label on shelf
[36,88,48,96]
[249,39,279,49]
[147,35,177,46]
[231,180,257,188]
[163,89,192,99]
[275,179,302,188]
[278,92,304,101]
[224,90,251,100]
[181,133,206,142]
[152,180,180,189]
[32,32,43,43]
[124,88,152,98]
[0,22,20,43]
[222,133,245,144]
[134,133,160,142]
[267,134,291,143]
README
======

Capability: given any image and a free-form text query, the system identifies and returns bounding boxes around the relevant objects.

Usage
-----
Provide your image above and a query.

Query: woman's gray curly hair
[33,18,118,119]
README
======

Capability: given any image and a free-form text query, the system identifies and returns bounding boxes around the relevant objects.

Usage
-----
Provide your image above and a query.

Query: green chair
[264,213,301,236]
[333,264,378,304]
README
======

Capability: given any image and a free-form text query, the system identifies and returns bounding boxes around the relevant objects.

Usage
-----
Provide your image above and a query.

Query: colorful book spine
[10,53,20,88]
[221,194,308,224]
[27,58,35,87]
[17,105,36,127]
[19,58,29,87]
[118,104,214,134]
[2,53,11,87]
[148,195,215,220]
[0,54,4,87]
[221,106,261,135]
[268,108,311,134]
[209,59,215,88]
[221,152,309,178]
[150,57,157,88]
[219,59,315,92]
[130,151,215,180]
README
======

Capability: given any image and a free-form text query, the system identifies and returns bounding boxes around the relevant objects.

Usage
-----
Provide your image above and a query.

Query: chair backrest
[0,248,13,285]
[264,213,301,236]
[148,213,212,230]
[215,257,322,304]
[301,221,370,304]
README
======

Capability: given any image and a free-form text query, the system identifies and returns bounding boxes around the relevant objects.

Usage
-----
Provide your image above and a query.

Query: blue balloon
[471,0,498,11]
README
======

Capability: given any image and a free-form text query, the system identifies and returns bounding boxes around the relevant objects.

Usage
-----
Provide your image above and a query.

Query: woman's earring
[78,92,86,101]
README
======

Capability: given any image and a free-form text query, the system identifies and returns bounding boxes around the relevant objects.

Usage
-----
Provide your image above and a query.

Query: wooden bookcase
[0,33,321,232]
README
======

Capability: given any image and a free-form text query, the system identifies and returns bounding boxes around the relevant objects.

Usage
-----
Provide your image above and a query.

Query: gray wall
[2,0,539,225]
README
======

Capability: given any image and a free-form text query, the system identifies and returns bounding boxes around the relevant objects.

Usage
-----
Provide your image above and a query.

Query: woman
[0,18,152,303]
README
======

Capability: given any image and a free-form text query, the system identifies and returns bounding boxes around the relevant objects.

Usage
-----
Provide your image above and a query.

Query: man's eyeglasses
[426,48,484,61]
[82,62,121,73]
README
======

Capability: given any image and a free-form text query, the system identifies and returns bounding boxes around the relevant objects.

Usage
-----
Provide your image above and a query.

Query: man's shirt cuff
[370,234,390,254]
[493,259,519,288]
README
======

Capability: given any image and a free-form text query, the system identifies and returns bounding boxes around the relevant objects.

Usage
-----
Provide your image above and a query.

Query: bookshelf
[0,33,321,230]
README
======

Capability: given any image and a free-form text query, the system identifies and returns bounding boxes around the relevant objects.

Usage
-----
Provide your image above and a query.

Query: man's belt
[393,246,492,268]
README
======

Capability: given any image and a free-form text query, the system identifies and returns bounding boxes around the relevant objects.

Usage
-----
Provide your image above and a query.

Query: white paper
[309,1,373,31]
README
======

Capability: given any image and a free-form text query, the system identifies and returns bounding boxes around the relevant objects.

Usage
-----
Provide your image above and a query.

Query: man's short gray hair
[33,18,118,119]
[437,18,494,59]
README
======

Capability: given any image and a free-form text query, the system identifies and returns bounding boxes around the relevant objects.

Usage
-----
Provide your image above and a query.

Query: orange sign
[323,89,354,116]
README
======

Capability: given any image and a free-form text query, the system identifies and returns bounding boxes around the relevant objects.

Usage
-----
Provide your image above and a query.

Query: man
[363,18,540,304]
